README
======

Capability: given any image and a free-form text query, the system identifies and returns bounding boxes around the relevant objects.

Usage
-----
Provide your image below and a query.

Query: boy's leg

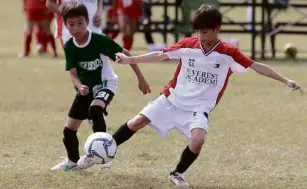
[34,26,45,54]
[118,13,137,51]
[142,1,154,45]
[50,117,83,172]
[106,6,119,39]
[20,21,34,58]
[89,88,114,133]
[169,128,206,186]
[51,94,92,172]
[38,19,57,57]
[112,114,150,146]
[78,87,115,169]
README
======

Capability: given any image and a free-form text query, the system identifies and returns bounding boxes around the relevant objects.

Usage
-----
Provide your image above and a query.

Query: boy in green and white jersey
[51,1,151,172]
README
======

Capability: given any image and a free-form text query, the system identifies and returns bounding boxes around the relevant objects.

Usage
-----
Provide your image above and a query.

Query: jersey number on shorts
[96,91,110,101]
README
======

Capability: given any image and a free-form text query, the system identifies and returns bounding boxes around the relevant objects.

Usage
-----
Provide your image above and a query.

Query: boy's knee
[189,129,206,153]
[88,105,103,120]
[127,114,150,131]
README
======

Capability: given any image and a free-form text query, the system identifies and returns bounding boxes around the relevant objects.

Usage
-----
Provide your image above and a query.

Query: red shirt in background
[24,0,48,12]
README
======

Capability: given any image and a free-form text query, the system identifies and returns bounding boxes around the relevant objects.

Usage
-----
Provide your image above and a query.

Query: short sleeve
[99,34,123,61]
[232,48,254,68]
[162,38,187,60]
[64,44,76,71]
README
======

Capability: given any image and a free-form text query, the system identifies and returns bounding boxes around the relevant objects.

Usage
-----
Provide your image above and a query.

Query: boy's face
[65,16,88,40]
[196,27,220,43]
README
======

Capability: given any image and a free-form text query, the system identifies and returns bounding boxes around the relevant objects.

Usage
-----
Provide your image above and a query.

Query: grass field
[1,1,307,189]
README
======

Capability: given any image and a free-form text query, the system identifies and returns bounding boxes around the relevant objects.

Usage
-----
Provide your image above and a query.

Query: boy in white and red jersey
[46,0,103,46]
[78,5,302,187]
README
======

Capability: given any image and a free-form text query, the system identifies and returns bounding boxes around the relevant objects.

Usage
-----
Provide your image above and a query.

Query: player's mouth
[73,32,81,38]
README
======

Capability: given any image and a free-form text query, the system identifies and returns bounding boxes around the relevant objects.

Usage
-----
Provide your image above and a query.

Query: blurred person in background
[141,0,166,52]
[46,0,103,46]
[103,0,120,39]
[177,0,219,37]
[246,0,289,30]
[21,0,57,58]
[116,0,143,51]
[34,12,57,57]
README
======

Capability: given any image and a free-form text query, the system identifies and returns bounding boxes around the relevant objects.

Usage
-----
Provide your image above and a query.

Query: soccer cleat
[169,171,190,187]
[50,158,78,172]
[18,52,29,58]
[77,155,95,169]
[99,160,113,169]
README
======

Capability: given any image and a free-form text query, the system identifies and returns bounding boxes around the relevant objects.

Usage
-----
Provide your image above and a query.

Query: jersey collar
[200,39,221,56]
[73,30,92,48]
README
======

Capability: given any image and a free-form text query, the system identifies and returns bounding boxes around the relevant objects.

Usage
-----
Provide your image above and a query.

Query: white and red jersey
[161,37,254,113]
[55,0,102,44]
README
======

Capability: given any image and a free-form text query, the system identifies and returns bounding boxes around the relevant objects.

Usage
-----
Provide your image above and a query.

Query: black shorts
[68,89,114,120]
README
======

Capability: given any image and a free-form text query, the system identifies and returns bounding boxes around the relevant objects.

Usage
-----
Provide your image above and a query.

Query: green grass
[1,1,307,189]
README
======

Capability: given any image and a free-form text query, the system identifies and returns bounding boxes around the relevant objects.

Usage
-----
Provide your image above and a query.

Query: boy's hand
[138,77,151,94]
[116,53,134,64]
[286,80,303,94]
[79,85,89,96]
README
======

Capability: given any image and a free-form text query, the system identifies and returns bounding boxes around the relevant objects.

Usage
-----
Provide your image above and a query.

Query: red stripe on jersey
[215,41,254,68]
[162,62,182,96]
[215,69,233,106]
[212,41,253,108]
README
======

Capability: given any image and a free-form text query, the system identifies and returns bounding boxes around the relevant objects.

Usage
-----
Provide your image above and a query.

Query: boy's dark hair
[192,4,222,30]
[61,1,89,24]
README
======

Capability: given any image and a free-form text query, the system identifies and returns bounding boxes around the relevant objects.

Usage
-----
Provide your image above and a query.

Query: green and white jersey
[64,31,122,93]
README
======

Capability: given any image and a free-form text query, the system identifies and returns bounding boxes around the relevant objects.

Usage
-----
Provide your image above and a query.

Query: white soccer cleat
[50,158,78,172]
[99,160,113,169]
[77,155,95,169]
[169,172,190,187]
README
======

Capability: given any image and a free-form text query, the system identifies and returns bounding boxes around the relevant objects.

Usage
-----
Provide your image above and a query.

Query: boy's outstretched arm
[122,49,151,94]
[250,62,303,93]
[116,51,169,64]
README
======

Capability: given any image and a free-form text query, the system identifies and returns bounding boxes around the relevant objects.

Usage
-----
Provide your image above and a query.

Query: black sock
[112,122,136,146]
[174,146,199,174]
[63,127,79,163]
[89,105,106,132]
[144,31,154,44]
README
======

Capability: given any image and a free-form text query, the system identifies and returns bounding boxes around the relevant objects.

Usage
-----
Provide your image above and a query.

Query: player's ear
[215,25,221,33]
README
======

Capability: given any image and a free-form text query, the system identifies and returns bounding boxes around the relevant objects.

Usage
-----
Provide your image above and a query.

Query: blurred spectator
[246,0,289,30]
[117,0,143,51]
[177,0,219,37]
[141,0,166,52]
[20,0,57,58]
[34,12,57,56]
[103,0,120,39]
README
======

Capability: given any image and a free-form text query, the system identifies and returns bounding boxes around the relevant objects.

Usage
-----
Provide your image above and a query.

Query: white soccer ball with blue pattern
[84,132,117,164]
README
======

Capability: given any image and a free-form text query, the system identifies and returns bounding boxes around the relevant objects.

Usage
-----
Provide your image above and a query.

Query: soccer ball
[84,132,117,164]
[284,43,298,59]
